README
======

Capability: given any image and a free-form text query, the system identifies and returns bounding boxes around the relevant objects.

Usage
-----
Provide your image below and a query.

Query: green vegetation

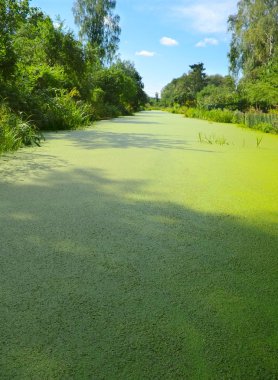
[0,0,147,154]
[1,111,278,378]
[73,0,121,64]
[156,0,278,133]
[256,136,263,148]
[154,106,278,134]
[184,108,278,134]
[0,103,42,154]
[198,132,229,146]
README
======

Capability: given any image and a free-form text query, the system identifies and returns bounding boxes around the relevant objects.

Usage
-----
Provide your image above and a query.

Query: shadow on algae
[0,165,277,379]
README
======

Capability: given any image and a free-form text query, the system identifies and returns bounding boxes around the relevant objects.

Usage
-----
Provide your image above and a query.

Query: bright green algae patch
[0,111,277,379]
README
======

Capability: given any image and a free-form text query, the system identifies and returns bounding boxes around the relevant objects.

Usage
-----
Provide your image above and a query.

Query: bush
[91,102,121,120]
[0,103,42,154]
[32,90,92,130]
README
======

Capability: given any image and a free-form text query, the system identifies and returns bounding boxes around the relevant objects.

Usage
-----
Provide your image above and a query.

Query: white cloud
[135,50,156,57]
[160,37,179,46]
[172,1,236,34]
[195,37,219,47]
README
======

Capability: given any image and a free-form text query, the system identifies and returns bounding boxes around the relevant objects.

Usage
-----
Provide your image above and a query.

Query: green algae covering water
[0,111,277,378]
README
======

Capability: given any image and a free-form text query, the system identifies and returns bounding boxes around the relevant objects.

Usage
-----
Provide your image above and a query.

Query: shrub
[34,90,91,130]
[0,103,43,154]
[91,103,121,120]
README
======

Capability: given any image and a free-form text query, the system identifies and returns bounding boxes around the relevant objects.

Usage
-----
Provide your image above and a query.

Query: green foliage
[0,1,147,153]
[36,90,91,131]
[113,60,148,109]
[165,105,278,134]
[161,63,207,107]
[187,63,207,97]
[197,77,239,110]
[0,103,42,153]
[73,0,121,64]
[244,114,278,133]
[184,108,236,123]
[227,0,278,112]
[228,0,278,77]
[91,63,147,117]
[238,61,278,111]
[0,0,30,77]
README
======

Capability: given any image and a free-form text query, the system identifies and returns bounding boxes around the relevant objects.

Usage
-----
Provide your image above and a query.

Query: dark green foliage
[113,60,148,110]
[0,0,30,77]
[32,90,92,131]
[161,63,207,107]
[0,103,42,153]
[0,0,147,153]
[187,63,207,98]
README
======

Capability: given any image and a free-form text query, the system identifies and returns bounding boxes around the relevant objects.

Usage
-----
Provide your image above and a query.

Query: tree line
[158,0,278,132]
[0,0,148,153]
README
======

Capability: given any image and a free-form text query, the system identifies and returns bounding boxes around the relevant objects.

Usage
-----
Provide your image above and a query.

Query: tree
[0,0,30,77]
[197,78,239,110]
[72,0,121,64]
[238,60,278,110]
[228,0,278,78]
[113,60,148,109]
[161,63,207,107]
[186,63,207,98]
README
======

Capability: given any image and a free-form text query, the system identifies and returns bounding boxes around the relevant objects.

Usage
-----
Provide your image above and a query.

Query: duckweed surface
[1,111,277,379]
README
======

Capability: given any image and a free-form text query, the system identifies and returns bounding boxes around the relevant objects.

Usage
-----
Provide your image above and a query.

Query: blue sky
[31,0,237,96]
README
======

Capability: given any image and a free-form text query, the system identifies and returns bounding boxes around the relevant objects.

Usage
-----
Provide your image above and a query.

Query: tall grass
[198,132,229,145]
[0,103,43,154]
[31,90,92,131]
[171,106,278,134]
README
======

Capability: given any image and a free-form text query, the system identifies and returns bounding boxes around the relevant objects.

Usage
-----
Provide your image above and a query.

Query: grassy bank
[155,105,278,134]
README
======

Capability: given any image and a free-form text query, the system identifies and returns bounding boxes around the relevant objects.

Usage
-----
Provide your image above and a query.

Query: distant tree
[72,0,121,64]
[197,80,239,110]
[161,63,207,106]
[186,63,207,98]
